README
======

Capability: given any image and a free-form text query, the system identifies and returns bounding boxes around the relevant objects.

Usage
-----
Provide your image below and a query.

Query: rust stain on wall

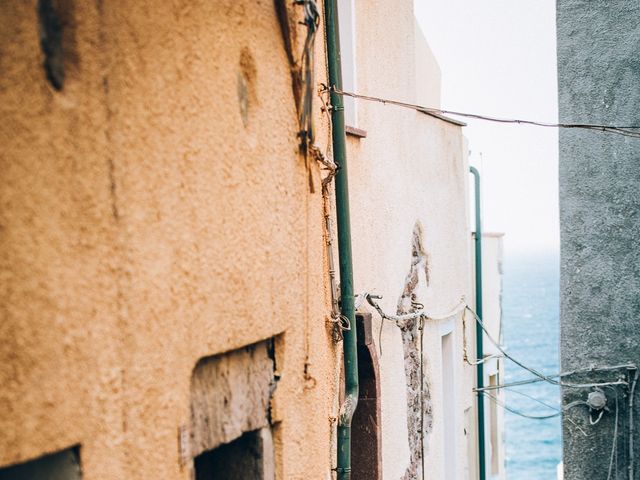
[237,48,258,128]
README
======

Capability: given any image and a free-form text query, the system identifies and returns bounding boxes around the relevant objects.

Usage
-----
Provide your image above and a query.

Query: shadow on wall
[0,446,82,480]
[194,429,274,480]
[37,0,79,91]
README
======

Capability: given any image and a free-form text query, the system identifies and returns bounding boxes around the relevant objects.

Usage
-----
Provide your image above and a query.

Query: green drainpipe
[324,1,359,479]
[470,166,486,480]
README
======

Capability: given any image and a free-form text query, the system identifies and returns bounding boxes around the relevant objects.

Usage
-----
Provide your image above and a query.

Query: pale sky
[414,0,560,254]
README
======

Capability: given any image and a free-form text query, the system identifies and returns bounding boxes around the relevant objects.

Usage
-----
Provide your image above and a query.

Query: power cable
[475,377,549,392]
[506,386,561,412]
[322,86,640,139]
[466,305,630,390]
[477,365,637,393]
[483,391,560,420]
[366,296,630,391]
[483,387,594,442]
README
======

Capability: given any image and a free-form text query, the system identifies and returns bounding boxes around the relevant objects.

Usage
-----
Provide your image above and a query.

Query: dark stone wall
[557,1,640,478]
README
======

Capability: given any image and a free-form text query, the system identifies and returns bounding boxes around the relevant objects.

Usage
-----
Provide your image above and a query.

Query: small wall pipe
[470,166,486,480]
[324,1,359,479]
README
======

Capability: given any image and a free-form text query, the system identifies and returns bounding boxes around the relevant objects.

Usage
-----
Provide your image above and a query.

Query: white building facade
[331,0,506,477]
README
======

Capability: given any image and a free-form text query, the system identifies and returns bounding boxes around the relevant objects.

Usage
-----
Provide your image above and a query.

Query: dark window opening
[0,446,81,480]
[194,429,265,480]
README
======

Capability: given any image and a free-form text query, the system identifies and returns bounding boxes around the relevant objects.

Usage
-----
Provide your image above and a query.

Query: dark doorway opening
[351,312,382,480]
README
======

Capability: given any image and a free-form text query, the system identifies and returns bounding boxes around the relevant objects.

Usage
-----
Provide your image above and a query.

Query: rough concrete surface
[557,1,640,478]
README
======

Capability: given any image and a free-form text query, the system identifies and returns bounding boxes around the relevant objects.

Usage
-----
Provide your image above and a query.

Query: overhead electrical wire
[466,305,632,390]
[358,277,635,466]
[468,299,634,466]
[505,385,561,411]
[483,391,560,420]
[321,86,640,139]
[485,387,590,437]
[361,288,633,474]
[486,388,589,420]
[363,294,632,392]
[476,367,636,393]
[475,377,550,392]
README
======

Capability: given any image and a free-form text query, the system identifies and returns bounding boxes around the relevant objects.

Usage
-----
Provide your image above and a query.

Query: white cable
[364,293,465,326]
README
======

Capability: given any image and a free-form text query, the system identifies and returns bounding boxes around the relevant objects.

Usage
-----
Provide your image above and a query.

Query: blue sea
[502,251,562,479]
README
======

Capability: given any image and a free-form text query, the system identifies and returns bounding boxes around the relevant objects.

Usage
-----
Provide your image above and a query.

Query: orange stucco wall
[0,1,336,479]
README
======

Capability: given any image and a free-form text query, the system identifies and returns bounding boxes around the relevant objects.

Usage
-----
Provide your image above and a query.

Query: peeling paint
[398,221,431,480]
[338,394,358,424]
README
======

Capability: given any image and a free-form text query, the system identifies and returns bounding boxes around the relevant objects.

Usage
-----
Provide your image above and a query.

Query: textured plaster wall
[348,3,475,478]
[557,1,640,478]
[0,1,337,479]
[414,20,441,110]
